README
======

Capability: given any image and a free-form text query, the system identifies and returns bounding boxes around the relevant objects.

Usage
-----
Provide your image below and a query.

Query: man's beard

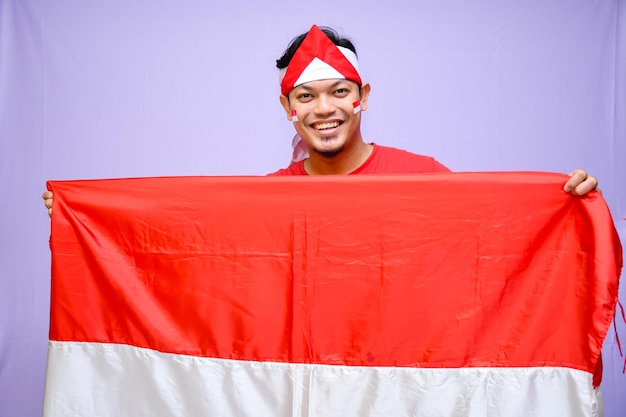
[311,145,344,159]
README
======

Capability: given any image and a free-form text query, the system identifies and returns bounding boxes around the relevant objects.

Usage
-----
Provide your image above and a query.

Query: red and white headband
[279,24,362,96]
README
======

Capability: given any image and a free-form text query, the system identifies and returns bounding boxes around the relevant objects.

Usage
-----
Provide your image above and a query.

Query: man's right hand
[42,191,53,218]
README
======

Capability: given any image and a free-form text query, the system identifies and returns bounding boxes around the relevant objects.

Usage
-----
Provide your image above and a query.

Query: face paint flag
[43,173,621,417]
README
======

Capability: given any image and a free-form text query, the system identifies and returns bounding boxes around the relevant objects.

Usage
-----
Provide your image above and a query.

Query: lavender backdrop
[1,0,624,416]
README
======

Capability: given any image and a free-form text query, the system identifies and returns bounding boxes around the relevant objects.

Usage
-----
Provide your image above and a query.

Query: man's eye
[335,88,348,95]
[297,93,312,100]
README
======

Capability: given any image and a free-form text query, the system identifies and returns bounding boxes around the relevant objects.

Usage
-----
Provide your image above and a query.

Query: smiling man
[269,25,450,177]
[267,24,598,196]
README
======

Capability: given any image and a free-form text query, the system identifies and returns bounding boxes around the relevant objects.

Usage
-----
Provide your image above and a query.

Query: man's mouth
[312,121,340,131]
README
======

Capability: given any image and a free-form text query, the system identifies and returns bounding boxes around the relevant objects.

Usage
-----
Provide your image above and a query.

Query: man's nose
[315,95,335,115]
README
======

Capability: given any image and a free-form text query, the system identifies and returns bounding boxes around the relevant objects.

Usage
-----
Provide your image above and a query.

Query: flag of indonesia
[43,173,622,417]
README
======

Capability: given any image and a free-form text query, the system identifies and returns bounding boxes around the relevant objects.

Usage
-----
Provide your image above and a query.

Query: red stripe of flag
[47,173,622,376]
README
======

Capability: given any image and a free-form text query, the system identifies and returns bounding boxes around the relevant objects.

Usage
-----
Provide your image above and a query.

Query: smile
[313,121,340,130]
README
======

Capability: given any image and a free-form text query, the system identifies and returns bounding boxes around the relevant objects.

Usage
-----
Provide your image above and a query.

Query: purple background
[1,0,624,416]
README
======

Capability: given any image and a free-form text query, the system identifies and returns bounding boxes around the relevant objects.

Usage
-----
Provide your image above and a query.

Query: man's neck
[304,141,373,175]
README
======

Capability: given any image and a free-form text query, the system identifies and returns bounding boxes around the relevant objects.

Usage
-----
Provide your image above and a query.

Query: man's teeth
[314,122,339,130]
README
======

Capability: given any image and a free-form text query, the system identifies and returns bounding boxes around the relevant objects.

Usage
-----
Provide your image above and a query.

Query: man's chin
[311,145,344,159]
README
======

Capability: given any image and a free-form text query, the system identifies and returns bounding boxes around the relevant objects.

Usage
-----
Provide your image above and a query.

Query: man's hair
[276,26,358,69]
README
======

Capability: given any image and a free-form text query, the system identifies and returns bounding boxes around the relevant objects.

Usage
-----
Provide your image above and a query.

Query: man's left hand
[563,169,599,196]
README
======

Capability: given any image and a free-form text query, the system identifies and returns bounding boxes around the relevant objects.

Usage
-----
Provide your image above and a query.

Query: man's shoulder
[358,143,451,174]
[375,144,435,159]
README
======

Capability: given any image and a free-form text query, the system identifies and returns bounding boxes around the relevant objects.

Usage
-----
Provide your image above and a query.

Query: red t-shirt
[268,143,450,176]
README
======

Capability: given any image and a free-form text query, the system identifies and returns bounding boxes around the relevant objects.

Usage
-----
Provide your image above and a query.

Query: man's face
[280,79,370,158]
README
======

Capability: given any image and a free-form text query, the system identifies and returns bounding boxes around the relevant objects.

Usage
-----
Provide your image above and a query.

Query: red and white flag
[43,173,622,417]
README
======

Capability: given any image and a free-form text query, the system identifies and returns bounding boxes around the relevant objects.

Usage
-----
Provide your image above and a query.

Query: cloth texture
[43,174,622,417]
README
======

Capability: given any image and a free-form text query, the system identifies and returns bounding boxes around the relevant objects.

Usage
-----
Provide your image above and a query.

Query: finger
[572,176,599,196]
[42,190,53,200]
[563,169,588,193]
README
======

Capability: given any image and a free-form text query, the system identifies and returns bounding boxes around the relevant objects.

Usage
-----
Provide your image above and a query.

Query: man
[42,24,598,213]
[40,25,608,417]
[269,24,449,176]
[265,24,598,193]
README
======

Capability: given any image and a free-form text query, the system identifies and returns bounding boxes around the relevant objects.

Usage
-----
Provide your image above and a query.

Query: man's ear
[279,95,293,120]
[359,82,371,112]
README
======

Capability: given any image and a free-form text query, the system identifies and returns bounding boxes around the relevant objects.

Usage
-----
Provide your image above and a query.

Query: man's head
[277,25,371,159]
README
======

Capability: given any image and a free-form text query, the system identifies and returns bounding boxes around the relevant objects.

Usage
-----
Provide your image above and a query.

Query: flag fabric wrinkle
[43,173,622,417]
